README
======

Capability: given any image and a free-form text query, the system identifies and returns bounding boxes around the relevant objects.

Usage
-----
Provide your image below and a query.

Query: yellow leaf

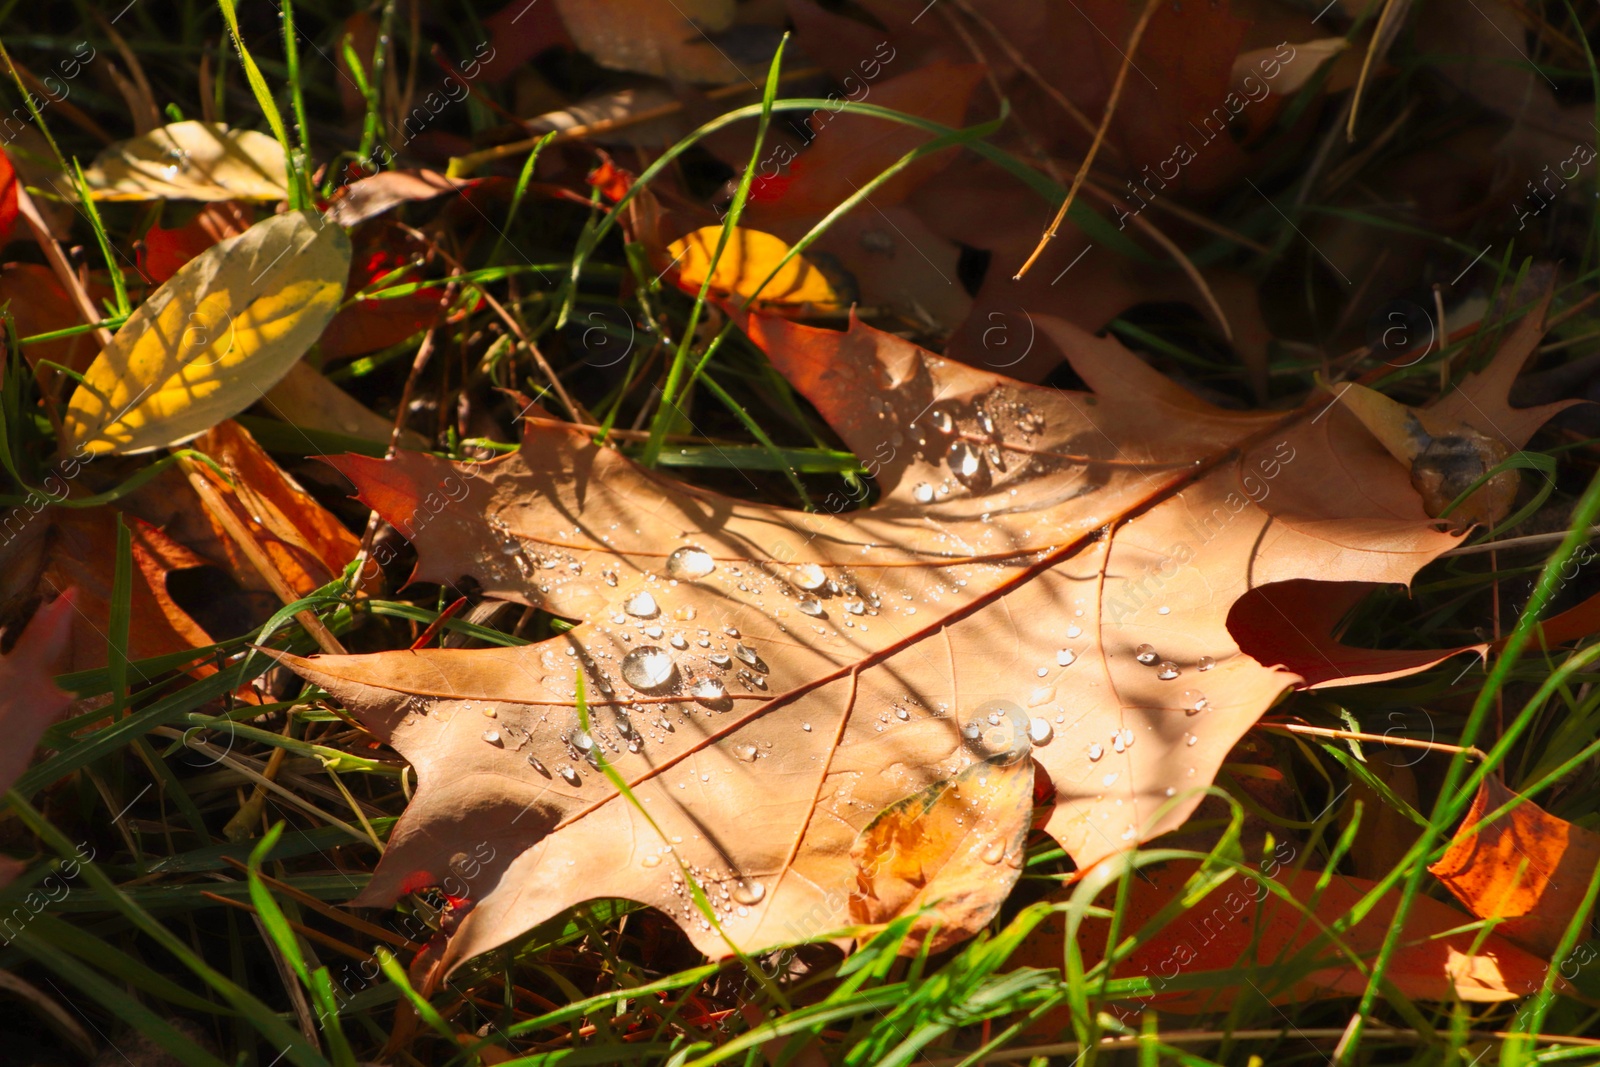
[82,121,288,201]
[667,226,839,308]
[61,210,350,456]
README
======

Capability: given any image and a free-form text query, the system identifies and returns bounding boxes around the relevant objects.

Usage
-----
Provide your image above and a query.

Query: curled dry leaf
[0,590,75,888]
[277,303,1560,975]
[324,169,463,229]
[1012,859,1549,1017]
[553,0,746,85]
[82,121,288,202]
[1430,775,1600,958]
[0,590,75,794]
[1334,382,1517,528]
[666,226,840,309]
[1232,38,1348,96]
[189,420,363,596]
[60,210,351,456]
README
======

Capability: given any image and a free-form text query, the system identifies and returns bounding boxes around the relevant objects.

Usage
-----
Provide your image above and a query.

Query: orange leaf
[0,145,17,248]
[190,420,364,597]
[1013,859,1548,1021]
[1430,776,1600,958]
[141,201,254,283]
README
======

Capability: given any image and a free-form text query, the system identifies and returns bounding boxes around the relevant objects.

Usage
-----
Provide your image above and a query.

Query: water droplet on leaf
[666,546,715,580]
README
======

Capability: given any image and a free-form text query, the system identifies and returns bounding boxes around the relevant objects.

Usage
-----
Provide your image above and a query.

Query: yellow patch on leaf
[667,226,839,309]
[850,741,1033,953]
[61,210,350,455]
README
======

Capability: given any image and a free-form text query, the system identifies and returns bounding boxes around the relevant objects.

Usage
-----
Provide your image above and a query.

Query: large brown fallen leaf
[1430,775,1600,958]
[1014,860,1549,1017]
[280,304,1564,974]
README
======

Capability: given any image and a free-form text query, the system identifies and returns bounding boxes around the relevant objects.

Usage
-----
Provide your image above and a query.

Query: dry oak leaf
[1430,775,1600,959]
[281,307,1560,974]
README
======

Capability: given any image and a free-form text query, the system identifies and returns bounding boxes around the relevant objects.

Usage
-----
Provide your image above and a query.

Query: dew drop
[947,440,982,480]
[1198,655,1216,671]
[981,839,1007,865]
[1186,733,1199,747]
[482,729,502,745]
[978,411,995,436]
[1066,624,1082,639]
[644,625,664,639]
[1181,690,1209,713]
[731,879,766,905]
[691,678,729,708]
[1157,605,1171,616]
[843,598,865,615]
[797,598,825,617]
[1156,661,1180,681]
[527,755,550,776]
[670,634,688,650]
[732,742,759,762]
[1134,644,1158,665]
[802,722,812,732]
[1036,666,1049,678]
[641,854,662,868]
[621,647,678,692]
[624,591,659,618]
[1057,648,1076,667]
[912,482,935,504]
[734,643,759,667]
[792,564,826,591]
[559,765,581,785]
[709,652,732,668]
[961,699,1032,764]
[666,546,715,580]
[1028,717,1053,744]
[1088,742,1104,761]
[570,730,594,753]
[929,408,953,434]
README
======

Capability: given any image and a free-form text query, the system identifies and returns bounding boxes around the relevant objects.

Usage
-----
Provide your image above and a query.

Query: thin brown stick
[1014,0,1161,279]
[1086,174,1271,253]
[14,185,113,352]
[1259,721,1487,760]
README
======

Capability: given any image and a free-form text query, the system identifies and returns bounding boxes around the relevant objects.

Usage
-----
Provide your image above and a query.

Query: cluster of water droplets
[958,700,1034,765]
[907,395,1049,505]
